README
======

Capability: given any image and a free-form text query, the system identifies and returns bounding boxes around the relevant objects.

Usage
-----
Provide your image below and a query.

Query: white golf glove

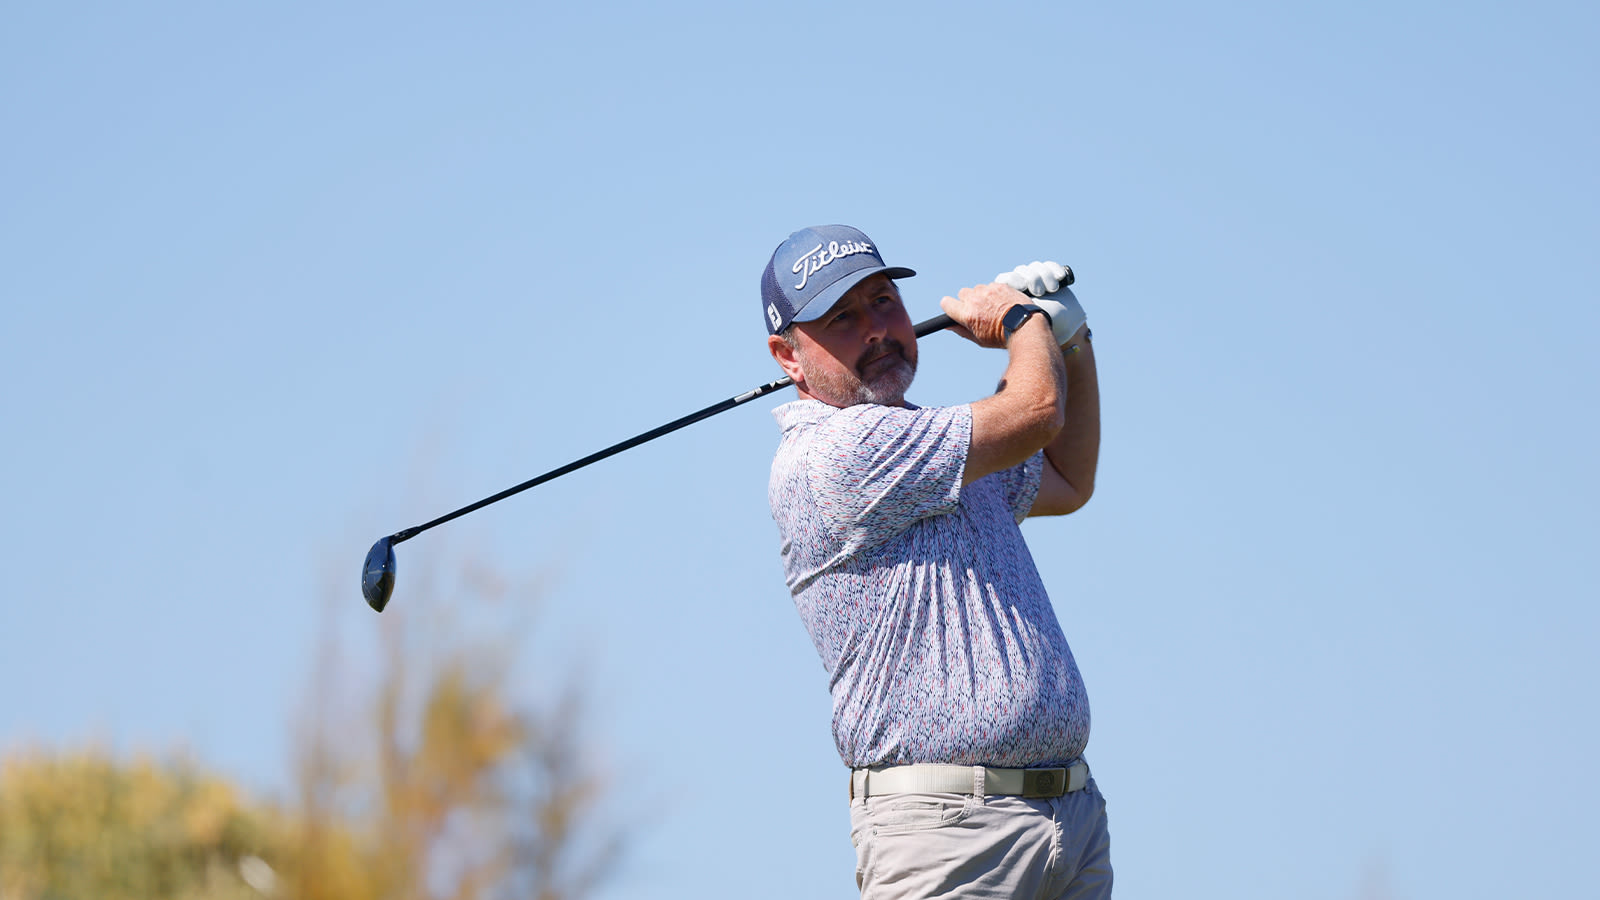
[995,261,1087,345]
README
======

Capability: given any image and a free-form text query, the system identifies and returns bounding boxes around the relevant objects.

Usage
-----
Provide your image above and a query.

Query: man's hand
[939,282,1035,349]
[995,261,1088,345]
[997,260,1071,295]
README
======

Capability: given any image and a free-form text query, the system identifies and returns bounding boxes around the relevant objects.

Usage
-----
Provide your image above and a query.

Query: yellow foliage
[0,555,621,900]
[0,748,307,900]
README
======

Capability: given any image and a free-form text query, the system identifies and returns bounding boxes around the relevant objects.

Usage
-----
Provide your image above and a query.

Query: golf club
[362,311,957,612]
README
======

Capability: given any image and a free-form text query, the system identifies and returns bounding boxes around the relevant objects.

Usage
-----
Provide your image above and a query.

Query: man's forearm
[965,317,1067,484]
[1043,335,1099,499]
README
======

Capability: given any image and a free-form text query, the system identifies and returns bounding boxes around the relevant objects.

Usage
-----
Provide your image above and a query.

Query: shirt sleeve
[805,403,971,549]
[994,451,1046,524]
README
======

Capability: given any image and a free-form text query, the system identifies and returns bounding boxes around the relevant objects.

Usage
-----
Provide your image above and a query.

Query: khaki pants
[848,777,1112,899]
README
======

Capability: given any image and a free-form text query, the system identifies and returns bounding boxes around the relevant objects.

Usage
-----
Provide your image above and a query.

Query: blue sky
[2,2,1595,898]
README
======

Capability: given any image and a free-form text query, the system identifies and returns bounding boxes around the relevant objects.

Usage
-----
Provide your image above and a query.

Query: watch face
[1002,304,1033,336]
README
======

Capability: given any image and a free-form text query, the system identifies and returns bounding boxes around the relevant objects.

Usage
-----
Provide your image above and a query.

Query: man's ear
[768,333,805,386]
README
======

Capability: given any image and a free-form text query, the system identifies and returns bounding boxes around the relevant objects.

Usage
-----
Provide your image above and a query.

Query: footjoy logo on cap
[759,224,915,336]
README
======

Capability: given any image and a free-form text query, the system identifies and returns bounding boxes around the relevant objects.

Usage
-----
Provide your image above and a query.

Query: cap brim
[791,266,917,324]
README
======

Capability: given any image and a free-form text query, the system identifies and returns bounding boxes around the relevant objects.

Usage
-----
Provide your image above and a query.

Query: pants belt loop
[972,765,986,803]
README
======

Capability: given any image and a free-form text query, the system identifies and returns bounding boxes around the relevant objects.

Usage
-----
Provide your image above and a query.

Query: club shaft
[389,314,953,544]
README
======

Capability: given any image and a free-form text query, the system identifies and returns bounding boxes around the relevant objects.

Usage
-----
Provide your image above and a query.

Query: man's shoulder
[771,398,836,433]
[772,398,949,434]
[772,399,972,490]
[771,398,974,550]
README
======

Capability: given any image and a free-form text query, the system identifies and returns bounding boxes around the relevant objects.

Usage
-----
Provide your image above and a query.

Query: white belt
[850,762,1089,800]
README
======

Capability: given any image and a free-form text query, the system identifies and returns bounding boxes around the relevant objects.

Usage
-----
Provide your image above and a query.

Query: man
[762,224,1109,899]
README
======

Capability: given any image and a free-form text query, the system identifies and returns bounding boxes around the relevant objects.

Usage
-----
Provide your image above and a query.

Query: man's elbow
[1046,479,1092,516]
[1031,469,1093,518]
[1065,479,1094,513]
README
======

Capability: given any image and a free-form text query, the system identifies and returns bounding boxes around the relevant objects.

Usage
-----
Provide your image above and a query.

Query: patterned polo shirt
[769,398,1090,769]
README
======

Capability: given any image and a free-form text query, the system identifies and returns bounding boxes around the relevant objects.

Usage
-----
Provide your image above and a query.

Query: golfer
[763,225,1109,899]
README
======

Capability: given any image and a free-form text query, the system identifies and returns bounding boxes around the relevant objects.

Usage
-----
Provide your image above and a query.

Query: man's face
[781,274,918,408]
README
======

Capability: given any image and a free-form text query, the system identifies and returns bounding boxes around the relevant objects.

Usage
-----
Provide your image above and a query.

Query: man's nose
[864,305,893,340]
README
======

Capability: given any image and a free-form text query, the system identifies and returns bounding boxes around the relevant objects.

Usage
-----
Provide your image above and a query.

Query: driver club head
[362,537,396,612]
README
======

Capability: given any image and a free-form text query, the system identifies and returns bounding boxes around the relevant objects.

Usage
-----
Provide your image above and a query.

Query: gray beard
[853,358,915,406]
[804,346,917,408]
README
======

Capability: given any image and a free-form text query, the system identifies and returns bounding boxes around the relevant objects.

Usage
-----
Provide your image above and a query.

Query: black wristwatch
[1001,303,1052,343]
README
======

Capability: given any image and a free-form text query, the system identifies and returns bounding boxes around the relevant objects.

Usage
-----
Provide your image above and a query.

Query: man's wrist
[1063,326,1093,357]
[1001,303,1053,344]
[1003,313,1055,349]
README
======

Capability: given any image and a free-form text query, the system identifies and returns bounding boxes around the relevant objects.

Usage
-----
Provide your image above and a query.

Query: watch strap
[1002,303,1052,342]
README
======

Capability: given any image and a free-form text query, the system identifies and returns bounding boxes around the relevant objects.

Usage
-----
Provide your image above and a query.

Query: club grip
[914,314,954,337]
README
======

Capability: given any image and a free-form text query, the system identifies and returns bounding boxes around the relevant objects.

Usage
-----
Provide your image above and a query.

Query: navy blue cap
[761,225,915,335]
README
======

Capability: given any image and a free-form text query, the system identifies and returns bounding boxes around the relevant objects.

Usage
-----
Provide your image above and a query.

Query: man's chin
[804,359,916,408]
[858,364,915,406]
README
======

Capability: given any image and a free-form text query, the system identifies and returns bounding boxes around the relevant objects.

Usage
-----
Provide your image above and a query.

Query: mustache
[856,339,909,376]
